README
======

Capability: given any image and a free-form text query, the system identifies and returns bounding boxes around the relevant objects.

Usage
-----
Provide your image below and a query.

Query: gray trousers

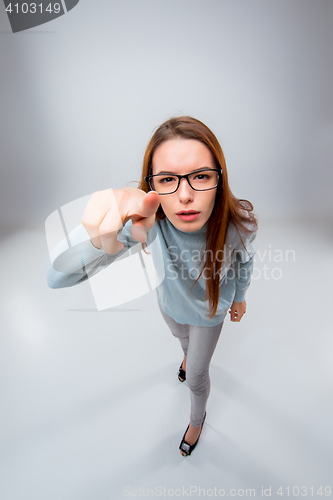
[159,304,224,428]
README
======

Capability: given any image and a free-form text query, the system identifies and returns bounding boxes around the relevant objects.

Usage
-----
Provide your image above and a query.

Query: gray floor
[1,220,332,500]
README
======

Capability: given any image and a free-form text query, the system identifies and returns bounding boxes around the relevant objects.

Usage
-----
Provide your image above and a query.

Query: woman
[47,116,258,456]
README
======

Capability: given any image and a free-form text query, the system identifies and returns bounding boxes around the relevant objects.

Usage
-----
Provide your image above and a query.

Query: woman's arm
[46,222,137,289]
[233,254,255,303]
[230,229,257,322]
[46,187,160,289]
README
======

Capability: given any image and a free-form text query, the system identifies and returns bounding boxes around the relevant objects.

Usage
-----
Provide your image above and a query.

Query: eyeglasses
[145,168,221,195]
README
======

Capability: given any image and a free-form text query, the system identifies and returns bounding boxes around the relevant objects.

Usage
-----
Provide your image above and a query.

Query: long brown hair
[139,116,258,318]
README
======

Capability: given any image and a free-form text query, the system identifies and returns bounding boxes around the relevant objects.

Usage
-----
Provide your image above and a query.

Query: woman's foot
[178,357,187,382]
[179,413,206,456]
[180,424,202,456]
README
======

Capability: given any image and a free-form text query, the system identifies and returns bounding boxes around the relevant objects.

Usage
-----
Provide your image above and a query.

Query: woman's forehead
[152,138,214,175]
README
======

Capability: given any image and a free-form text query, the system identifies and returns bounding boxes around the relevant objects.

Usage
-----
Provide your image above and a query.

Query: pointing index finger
[140,191,160,218]
[125,191,160,243]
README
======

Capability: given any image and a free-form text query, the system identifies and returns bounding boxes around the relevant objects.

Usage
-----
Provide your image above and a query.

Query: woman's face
[152,138,218,232]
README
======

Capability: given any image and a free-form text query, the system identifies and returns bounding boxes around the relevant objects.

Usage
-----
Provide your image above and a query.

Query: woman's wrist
[90,239,102,250]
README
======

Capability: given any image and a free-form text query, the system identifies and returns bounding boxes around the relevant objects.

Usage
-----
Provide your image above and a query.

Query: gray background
[1,0,332,228]
[1,2,333,500]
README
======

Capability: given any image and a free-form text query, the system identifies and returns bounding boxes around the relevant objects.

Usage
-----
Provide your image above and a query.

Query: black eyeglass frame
[145,168,222,195]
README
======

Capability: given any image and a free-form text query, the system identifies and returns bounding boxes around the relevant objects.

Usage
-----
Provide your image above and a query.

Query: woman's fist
[81,187,160,254]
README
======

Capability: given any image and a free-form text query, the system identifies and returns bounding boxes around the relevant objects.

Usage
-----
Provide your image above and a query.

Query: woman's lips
[176,211,200,221]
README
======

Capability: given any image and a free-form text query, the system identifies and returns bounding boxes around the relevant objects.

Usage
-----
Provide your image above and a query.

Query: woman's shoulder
[227,211,257,252]
[229,208,257,236]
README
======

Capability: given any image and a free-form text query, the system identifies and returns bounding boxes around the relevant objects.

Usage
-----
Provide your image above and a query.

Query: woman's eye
[195,174,209,180]
[159,177,176,183]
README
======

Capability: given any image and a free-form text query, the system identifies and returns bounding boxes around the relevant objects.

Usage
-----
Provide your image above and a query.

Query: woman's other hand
[229,300,246,322]
[81,187,160,255]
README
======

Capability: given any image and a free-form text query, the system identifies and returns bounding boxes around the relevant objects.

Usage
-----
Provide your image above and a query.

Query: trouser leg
[158,303,189,356]
[159,303,224,428]
[186,322,223,427]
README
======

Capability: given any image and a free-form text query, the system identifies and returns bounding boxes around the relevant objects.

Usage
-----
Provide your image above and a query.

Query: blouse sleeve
[233,228,257,303]
[46,221,139,289]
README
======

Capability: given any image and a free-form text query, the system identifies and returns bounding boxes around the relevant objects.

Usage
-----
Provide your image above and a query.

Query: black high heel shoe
[178,361,186,382]
[179,412,206,456]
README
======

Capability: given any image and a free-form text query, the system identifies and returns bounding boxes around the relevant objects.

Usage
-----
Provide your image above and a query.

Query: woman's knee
[169,325,189,341]
[186,368,210,394]
[170,329,185,340]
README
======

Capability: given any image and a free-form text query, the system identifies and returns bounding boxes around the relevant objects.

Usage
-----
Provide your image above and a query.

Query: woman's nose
[178,178,194,202]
